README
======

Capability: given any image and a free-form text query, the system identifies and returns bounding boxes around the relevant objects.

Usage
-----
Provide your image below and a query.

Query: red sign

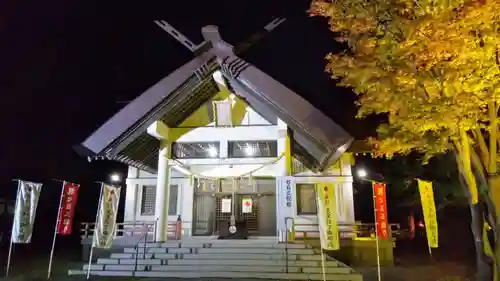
[373,183,389,240]
[57,182,80,235]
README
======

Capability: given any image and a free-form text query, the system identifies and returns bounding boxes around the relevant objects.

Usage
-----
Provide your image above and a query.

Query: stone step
[299,254,329,261]
[97,258,163,265]
[303,267,353,274]
[85,264,350,274]
[181,253,298,260]
[196,247,314,255]
[96,257,338,267]
[69,269,363,281]
[110,253,178,259]
[123,247,191,254]
[203,242,307,249]
[124,246,315,255]
[141,242,182,248]
[83,264,146,271]
[156,265,303,273]
[164,258,340,267]
[139,242,308,249]
[151,265,351,274]
[69,269,132,277]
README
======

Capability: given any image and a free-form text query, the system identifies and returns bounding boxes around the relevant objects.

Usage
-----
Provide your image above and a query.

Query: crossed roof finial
[153,18,286,55]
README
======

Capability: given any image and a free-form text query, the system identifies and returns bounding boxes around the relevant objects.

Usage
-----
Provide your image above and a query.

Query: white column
[340,158,355,224]
[155,145,171,242]
[181,180,194,237]
[219,140,229,158]
[123,183,137,222]
[276,119,289,241]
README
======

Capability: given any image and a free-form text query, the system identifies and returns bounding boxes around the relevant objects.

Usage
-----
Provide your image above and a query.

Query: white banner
[276,177,295,233]
[221,198,231,213]
[11,181,43,243]
[93,184,121,249]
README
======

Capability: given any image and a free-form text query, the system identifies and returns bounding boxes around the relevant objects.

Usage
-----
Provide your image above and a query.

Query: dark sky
[0,0,377,224]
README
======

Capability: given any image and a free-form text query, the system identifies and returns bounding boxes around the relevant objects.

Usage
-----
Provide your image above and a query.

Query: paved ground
[355,263,472,281]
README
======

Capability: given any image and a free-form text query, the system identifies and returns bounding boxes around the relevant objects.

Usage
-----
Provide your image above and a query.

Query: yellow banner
[316,183,339,250]
[417,179,438,248]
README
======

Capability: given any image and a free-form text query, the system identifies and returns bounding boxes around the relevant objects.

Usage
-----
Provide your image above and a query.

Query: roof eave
[224,59,353,172]
[80,51,217,157]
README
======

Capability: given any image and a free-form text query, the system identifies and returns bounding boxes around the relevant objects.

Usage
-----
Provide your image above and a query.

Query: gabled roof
[76,25,353,173]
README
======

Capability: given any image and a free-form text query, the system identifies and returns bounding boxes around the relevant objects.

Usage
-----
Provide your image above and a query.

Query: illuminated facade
[77,20,355,242]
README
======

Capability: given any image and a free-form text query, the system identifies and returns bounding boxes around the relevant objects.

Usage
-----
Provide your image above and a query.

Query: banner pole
[426,231,433,260]
[371,183,382,281]
[87,183,105,280]
[320,250,327,281]
[5,237,14,277]
[5,180,22,277]
[47,181,66,279]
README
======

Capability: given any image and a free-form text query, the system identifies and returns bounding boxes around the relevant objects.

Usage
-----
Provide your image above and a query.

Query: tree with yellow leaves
[310,0,500,280]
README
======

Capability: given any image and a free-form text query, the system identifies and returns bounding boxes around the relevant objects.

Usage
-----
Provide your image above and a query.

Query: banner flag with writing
[92,184,121,249]
[57,182,80,235]
[373,183,389,240]
[276,177,295,232]
[418,179,439,248]
[316,182,340,250]
[11,180,43,243]
[276,177,295,242]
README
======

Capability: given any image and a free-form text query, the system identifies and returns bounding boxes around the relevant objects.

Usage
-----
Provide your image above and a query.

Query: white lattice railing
[79,221,180,240]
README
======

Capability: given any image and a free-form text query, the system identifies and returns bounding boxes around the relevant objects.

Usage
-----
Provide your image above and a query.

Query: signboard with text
[277,177,295,233]
[317,183,339,250]
[221,198,231,213]
[418,179,438,248]
[57,183,80,235]
[242,198,252,213]
[373,183,389,240]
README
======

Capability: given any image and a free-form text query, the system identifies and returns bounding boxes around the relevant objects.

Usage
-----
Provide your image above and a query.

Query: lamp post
[356,168,368,178]
[110,173,121,183]
[356,167,383,281]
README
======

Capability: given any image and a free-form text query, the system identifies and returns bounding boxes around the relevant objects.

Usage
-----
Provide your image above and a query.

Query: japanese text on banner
[93,185,121,249]
[11,181,43,243]
[373,183,389,240]
[418,179,438,248]
[317,182,339,250]
[57,183,80,235]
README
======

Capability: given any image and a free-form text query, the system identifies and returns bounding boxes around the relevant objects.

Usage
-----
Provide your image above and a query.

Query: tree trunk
[486,176,500,281]
[457,155,494,281]
[471,203,494,281]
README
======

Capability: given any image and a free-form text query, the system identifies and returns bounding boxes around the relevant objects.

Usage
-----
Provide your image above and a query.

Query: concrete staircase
[69,239,362,280]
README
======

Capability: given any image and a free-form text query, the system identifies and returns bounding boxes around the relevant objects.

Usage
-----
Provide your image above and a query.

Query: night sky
[0,0,378,245]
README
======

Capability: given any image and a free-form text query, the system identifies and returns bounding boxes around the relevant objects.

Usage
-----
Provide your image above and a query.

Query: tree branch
[471,148,488,187]
[461,128,480,204]
[488,101,498,175]
[473,128,490,167]
[496,48,500,73]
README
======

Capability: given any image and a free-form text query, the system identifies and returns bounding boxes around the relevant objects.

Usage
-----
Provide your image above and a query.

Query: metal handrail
[284,217,293,274]
[134,232,149,271]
